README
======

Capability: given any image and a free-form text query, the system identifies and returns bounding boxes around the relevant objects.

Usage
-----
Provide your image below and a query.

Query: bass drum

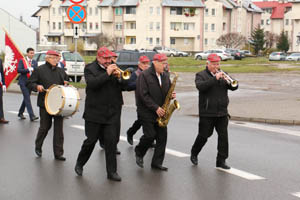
[45,85,80,117]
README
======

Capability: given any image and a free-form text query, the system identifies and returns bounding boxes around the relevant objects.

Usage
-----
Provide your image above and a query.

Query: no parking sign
[67,4,86,24]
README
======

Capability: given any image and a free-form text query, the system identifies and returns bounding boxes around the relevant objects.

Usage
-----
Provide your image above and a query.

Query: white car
[170,49,189,57]
[285,53,300,61]
[33,51,85,82]
[153,46,177,57]
[194,49,231,61]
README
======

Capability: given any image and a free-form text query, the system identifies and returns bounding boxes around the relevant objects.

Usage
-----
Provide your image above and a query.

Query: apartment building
[203,0,262,50]
[33,0,261,53]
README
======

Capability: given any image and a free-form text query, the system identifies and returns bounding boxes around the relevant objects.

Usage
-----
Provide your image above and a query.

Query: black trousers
[0,87,4,119]
[127,119,142,137]
[77,120,118,174]
[191,116,229,162]
[35,108,64,157]
[135,121,167,166]
[18,83,35,118]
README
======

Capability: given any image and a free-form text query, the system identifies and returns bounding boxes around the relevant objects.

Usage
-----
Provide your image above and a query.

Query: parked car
[194,49,231,61]
[241,50,252,57]
[171,49,189,57]
[225,49,242,60]
[285,53,300,61]
[115,49,156,70]
[153,46,177,57]
[269,52,287,61]
[33,51,85,82]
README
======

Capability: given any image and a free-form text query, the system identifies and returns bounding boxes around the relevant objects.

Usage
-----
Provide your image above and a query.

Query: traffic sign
[70,0,84,3]
[74,24,79,39]
[67,4,86,24]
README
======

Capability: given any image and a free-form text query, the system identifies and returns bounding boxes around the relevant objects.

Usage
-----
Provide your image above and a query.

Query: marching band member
[0,58,8,124]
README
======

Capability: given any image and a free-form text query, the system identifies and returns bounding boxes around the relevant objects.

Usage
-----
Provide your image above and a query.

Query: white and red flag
[3,30,24,87]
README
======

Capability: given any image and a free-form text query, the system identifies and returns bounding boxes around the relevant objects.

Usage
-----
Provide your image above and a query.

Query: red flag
[3,32,24,87]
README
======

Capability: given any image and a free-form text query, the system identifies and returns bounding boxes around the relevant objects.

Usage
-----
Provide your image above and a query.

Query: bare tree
[265,31,279,49]
[216,32,247,49]
[89,33,119,50]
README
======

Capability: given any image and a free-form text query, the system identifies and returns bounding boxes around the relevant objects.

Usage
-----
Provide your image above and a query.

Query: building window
[261,20,264,25]
[89,7,92,15]
[115,7,122,15]
[95,7,98,15]
[212,8,216,16]
[211,23,215,31]
[130,37,136,44]
[58,22,62,30]
[183,23,195,30]
[156,22,160,30]
[95,22,99,30]
[266,19,270,25]
[89,22,93,30]
[184,38,189,45]
[156,37,160,45]
[149,22,153,30]
[205,23,208,32]
[157,7,160,15]
[170,7,182,15]
[205,38,208,45]
[53,8,56,15]
[285,19,289,25]
[170,22,181,31]
[115,23,123,30]
[150,7,153,15]
[59,8,62,15]
[205,8,209,16]
[117,37,123,44]
[130,22,136,29]
[223,22,226,31]
[170,38,175,45]
[53,22,56,30]
[149,37,153,45]
[126,7,136,14]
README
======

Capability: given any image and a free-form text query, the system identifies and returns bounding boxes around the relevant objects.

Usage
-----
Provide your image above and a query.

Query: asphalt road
[0,93,300,200]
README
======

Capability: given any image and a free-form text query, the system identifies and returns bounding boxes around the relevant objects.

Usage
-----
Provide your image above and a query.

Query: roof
[220,0,234,9]
[60,0,87,7]
[99,0,114,7]
[112,0,139,7]
[253,1,292,19]
[32,8,42,17]
[162,0,205,7]
[38,0,51,7]
[45,33,63,37]
[243,0,263,13]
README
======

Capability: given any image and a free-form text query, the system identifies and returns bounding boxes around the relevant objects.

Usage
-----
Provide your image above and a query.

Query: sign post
[66,2,86,82]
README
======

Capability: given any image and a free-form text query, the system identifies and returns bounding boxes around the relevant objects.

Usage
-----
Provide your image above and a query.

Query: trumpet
[114,67,132,80]
[217,69,238,87]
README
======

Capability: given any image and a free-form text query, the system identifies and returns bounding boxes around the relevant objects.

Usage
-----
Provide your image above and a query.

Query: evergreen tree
[250,26,266,55]
[277,31,289,52]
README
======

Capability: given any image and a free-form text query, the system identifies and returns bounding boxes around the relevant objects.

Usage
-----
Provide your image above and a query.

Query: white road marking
[292,192,300,198]
[8,111,29,116]
[231,121,300,137]
[216,167,266,180]
[70,125,190,158]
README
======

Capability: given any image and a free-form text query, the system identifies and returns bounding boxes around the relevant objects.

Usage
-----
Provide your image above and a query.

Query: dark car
[225,49,243,60]
[115,49,156,71]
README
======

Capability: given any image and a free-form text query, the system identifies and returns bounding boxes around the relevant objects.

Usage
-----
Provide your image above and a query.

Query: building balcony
[123,14,136,21]
[123,44,136,50]
[167,14,200,22]
[124,29,136,36]
[63,29,86,37]
[169,29,197,38]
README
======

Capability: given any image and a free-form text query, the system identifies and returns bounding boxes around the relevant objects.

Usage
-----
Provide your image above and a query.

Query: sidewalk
[7,71,300,125]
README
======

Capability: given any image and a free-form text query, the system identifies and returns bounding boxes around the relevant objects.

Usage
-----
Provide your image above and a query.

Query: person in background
[0,58,9,124]
[17,47,39,121]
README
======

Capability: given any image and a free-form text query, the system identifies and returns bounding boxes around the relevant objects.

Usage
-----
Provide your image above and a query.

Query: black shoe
[35,148,42,157]
[127,131,133,145]
[216,161,231,170]
[18,113,26,120]
[75,164,83,176]
[151,164,168,171]
[99,143,105,149]
[116,148,121,155]
[107,172,122,182]
[135,155,144,168]
[0,118,9,124]
[55,156,66,161]
[150,141,156,148]
[30,116,39,121]
[190,154,198,165]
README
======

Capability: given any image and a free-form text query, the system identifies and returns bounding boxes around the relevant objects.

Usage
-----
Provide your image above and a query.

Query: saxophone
[157,72,180,127]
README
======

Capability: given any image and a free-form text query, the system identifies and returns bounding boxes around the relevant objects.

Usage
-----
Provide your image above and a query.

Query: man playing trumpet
[190,54,238,169]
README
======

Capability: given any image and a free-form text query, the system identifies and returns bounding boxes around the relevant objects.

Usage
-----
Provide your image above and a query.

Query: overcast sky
[1,0,41,28]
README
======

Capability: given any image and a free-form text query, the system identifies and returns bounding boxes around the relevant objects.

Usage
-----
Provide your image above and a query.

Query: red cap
[207,54,221,62]
[153,53,168,62]
[46,50,59,56]
[111,51,117,57]
[97,46,112,58]
[139,55,150,63]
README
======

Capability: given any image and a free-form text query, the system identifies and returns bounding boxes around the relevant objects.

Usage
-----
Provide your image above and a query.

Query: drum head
[45,86,64,115]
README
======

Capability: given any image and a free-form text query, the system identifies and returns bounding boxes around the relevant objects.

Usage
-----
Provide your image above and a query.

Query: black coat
[83,60,126,124]
[135,65,171,122]
[0,59,5,86]
[26,62,68,108]
[17,58,38,85]
[195,67,238,117]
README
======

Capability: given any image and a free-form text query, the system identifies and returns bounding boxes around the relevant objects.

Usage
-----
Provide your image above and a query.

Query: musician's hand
[64,81,69,86]
[156,107,165,117]
[106,64,118,76]
[171,92,176,99]
[215,72,223,80]
[37,85,44,92]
